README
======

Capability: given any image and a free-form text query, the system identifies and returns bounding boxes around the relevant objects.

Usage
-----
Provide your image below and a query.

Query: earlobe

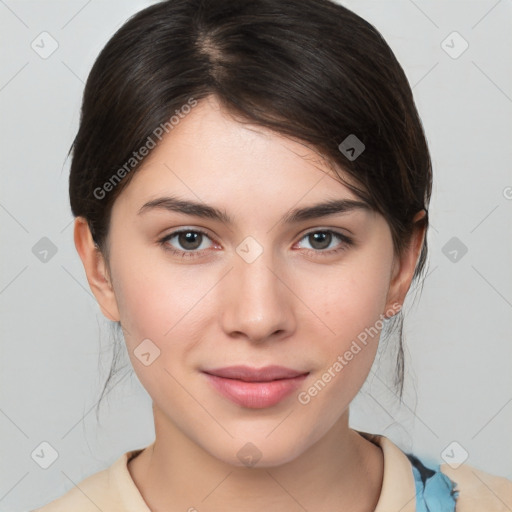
[73,217,121,322]
[384,210,427,316]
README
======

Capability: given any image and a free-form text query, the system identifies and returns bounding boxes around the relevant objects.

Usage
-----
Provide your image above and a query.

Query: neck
[128,406,383,512]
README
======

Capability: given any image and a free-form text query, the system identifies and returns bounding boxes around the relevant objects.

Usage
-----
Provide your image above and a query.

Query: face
[94,95,406,467]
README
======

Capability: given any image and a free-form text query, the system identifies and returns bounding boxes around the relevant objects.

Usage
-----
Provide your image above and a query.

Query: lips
[203,365,308,382]
[202,365,309,409]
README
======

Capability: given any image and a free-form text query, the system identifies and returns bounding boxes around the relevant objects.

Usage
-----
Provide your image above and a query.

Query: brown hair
[68,0,431,416]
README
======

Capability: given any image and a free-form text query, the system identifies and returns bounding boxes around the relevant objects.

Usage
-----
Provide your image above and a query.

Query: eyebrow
[137,195,371,224]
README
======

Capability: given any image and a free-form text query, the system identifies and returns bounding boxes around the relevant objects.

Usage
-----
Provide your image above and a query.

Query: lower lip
[204,373,308,409]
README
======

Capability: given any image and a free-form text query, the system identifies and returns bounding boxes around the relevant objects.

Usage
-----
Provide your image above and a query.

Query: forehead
[115,96,364,211]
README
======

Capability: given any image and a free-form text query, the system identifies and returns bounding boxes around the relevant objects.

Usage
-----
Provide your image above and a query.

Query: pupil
[180,232,201,250]
[311,232,331,250]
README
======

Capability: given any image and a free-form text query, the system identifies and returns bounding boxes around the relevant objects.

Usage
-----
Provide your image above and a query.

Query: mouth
[202,365,310,409]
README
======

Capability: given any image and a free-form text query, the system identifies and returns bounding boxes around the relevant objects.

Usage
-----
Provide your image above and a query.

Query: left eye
[296,230,352,252]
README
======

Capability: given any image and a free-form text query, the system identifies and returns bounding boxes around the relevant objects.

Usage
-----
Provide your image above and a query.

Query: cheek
[110,248,218,362]
[302,247,394,396]
[317,251,392,339]
[110,263,210,406]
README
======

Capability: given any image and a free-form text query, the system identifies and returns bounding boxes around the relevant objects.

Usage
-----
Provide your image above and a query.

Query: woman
[33,0,512,510]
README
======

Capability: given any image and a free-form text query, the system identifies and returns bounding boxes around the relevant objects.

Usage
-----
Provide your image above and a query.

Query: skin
[75,95,426,511]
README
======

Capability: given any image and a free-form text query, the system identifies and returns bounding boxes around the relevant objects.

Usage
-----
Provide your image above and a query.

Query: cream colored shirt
[33,432,512,511]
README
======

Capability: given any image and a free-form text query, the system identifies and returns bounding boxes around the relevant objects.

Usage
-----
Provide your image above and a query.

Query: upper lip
[203,365,309,382]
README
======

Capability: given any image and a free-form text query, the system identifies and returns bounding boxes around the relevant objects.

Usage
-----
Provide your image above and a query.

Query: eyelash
[158,228,354,259]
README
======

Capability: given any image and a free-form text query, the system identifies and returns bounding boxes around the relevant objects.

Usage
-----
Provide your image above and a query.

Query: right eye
[158,229,217,258]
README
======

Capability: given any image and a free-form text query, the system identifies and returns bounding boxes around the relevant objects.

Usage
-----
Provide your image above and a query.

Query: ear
[384,210,427,317]
[73,217,120,322]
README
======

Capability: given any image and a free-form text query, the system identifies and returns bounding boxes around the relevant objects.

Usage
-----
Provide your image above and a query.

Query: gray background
[1,1,511,510]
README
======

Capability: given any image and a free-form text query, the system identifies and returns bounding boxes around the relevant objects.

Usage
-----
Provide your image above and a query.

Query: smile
[202,365,310,409]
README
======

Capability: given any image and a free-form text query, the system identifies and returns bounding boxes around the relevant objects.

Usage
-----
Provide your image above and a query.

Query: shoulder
[30,447,146,512]
[440,462,512,511]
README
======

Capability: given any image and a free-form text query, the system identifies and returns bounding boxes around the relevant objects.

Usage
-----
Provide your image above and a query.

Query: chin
[204,434,309,469]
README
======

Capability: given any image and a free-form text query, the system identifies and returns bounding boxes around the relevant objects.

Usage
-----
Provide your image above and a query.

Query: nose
[220,245,296,344]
